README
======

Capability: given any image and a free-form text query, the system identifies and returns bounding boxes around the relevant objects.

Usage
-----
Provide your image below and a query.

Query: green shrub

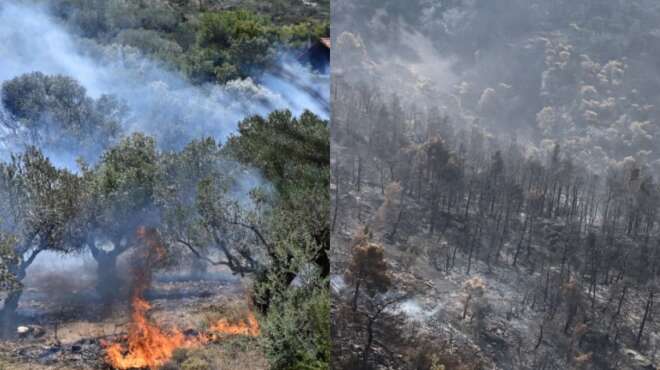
[259,269,330,370]
[278,21,329,48]
[114,28,183,64]
[184,10,276,83]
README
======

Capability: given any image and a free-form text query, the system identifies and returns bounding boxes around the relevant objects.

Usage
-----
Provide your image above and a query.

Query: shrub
[114,28,183,63]
[259,269,330,370]
[185,10,276,83]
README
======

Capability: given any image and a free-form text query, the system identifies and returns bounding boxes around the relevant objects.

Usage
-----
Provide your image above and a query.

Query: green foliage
[197,10,272,49]
[260,266,330,370]
[227,110,329,267]
[0,234,19,294]
[44,0,329,85]
[0,147,85,298]
[94,133,158,204]
[227,110,330,369]
[0,148,84,253]
[83,133,158,239]
[278,20,329,48]
[114,28,184,64]
[229,110,329,198]
[50,0,179,37]
[0,72,123,152]
[155,137,265,275]
[231,110,330,265]
[185,10,275,83]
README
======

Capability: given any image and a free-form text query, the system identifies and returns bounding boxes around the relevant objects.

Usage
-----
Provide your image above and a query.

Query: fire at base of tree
[0,0,330,369]
[0,107,329,370]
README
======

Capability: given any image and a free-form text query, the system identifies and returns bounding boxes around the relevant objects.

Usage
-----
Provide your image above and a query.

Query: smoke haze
[333,0,660,176]
[0,0,328,290]
[0,1,329,168]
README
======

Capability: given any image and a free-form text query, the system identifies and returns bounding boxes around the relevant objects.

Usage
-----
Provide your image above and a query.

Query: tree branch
[228,219,274,257]
[175,238,231,267]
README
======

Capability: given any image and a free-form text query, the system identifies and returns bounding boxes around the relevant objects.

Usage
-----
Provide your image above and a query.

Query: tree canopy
[1,72,124,153]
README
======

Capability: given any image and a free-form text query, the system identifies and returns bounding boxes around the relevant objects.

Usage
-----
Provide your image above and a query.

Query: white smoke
[0,1,329,168]
[398,298,439,322]
[0,0,328,286]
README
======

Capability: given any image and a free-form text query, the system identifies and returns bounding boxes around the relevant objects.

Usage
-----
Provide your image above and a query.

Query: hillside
[331,1,660,369]
[0,1,330,369]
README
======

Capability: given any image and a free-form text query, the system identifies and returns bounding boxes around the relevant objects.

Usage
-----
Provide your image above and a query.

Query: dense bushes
[227,110,330,369]
[260,270,330,369]
[44,0,329,84]
[1,72,123,153]
[185,10,275,82]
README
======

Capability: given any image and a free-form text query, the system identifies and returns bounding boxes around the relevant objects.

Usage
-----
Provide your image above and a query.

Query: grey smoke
[333,0,660,177]
[0,1,329,169]
[0,0,328,288]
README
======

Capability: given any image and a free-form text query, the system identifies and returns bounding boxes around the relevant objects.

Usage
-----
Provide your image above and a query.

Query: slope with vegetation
[332,0,660,369]
[0,0,330,369]
[41,0,329,83]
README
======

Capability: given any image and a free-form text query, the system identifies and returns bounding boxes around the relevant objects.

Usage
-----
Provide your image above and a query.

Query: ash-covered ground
[331,140,660,370]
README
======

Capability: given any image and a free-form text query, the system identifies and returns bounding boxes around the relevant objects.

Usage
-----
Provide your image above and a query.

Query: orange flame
[104,297,204,369]
[209,311,260,337]
[102,227,259,369]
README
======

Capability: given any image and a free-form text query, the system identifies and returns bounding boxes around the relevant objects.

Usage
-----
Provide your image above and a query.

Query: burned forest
[331,0,660,369]
[0,1,329,369]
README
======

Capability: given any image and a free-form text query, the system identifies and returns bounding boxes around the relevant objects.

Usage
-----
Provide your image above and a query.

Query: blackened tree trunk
[90,240,127,308]
[362,317,374,369]
[0,246,42,338]
[635,290,654,348]
[352,279,361,312]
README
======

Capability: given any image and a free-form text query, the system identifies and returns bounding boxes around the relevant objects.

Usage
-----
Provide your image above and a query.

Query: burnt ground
[331,143,660,370]
[0,266,267,370]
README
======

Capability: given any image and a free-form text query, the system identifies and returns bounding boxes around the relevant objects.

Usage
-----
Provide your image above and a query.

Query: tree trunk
[362,318,374,369]
[352,280,361,312]
[254,269,297,314]
[635,290,654,348]
[0,289,23,338]
[608,285,627,338]
[93,249,121,306]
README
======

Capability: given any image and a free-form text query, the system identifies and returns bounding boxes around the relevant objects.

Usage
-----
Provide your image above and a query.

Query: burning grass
[102,296,203,369]
[101,227,260,370]
[1,226,264,370]
[102,297,261,370]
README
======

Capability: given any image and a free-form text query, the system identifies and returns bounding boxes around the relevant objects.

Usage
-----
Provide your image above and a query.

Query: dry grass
[163,337,268,370]
[161,299,267,370]
[197,300,251,332]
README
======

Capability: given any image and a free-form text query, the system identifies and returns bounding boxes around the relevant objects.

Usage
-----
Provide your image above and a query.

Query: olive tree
[155,137,267,276]
[0,148,85,336]
[1,72,124,156]
[79,133,158,303]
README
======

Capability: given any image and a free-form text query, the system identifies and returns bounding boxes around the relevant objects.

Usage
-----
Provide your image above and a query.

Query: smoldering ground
[19,250,241,320]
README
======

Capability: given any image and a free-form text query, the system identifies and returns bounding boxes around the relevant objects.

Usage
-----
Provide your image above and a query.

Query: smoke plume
[0,1,329,168]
